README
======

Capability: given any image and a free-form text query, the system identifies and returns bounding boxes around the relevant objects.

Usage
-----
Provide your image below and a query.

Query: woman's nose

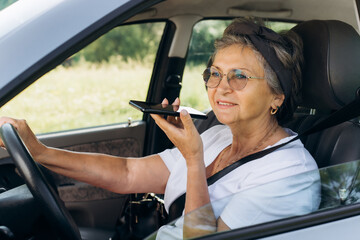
[217,74,232,91]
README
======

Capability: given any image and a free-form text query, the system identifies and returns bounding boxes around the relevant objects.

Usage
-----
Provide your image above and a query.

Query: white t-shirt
[158,125,319,215]
[155,125,320,239]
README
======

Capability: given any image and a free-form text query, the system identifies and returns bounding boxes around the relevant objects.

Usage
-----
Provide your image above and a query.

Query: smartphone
[129,100,208,119]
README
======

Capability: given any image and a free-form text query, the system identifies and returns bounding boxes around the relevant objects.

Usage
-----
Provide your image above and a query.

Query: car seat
[289,20,360,168]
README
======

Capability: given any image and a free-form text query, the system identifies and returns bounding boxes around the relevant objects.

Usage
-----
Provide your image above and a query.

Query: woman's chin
[214,114,236,126]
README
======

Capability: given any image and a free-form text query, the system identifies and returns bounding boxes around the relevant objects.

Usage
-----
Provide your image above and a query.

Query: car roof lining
[126,0,360,31]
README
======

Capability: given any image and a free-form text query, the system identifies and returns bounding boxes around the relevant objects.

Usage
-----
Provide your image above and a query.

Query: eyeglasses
[202,67,263,90]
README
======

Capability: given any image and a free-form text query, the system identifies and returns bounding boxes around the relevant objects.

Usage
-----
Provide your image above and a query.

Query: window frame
[195,201,360,239]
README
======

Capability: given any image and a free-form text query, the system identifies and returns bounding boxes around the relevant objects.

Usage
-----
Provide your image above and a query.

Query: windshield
[146,160,360,239]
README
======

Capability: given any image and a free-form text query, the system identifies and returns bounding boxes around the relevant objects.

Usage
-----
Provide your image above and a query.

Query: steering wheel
[0,123,81,240]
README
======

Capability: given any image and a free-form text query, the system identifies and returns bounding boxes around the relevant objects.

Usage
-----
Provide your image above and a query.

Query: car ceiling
[128,0,359,31]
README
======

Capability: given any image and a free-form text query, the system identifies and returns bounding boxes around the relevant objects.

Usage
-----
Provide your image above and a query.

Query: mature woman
[152,18,319,238]
[0,18,319,238]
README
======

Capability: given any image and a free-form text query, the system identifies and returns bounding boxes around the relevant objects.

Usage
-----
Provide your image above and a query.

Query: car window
[181,19,296,112]
[146,160,360,239]
[0,22,166,134]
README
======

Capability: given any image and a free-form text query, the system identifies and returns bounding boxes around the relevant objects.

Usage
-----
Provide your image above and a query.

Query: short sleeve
[158,147,183,173]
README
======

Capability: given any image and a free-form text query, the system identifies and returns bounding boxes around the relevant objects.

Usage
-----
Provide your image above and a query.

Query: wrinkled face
[207,44,281,128]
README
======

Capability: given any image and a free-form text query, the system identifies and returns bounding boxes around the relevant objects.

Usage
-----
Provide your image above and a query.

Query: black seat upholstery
[288,20,360,168]
[194,110,221,134]
[195,20,360,169]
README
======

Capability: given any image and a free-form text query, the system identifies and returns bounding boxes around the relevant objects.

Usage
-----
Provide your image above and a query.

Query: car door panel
[0,121,146,229]
[49,121,145,229]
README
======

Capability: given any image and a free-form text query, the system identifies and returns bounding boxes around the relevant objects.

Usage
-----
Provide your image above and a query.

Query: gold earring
[270,106,279,115]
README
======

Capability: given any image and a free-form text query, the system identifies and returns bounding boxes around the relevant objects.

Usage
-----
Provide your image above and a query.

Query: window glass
[320,160,360,209]
[181,19,296,112]
[147,160,360,239]
[0,22,165,134]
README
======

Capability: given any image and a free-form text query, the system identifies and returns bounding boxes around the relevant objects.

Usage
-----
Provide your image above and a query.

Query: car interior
[0,0,360,239]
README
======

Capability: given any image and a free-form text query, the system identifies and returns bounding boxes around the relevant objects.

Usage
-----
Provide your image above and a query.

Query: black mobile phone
[129,100,208,119]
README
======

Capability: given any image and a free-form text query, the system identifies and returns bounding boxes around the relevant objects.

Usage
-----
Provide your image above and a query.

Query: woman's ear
[271,93,285,109]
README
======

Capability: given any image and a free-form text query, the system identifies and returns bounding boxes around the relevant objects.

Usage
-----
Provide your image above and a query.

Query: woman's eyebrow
[212,65,253,73]
[211,65,221,71]
[238,67,253,73]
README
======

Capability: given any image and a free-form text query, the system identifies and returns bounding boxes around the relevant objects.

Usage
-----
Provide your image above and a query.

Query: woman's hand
[150,98,204,167]
[153,99,216,233]
[0,117,46,159]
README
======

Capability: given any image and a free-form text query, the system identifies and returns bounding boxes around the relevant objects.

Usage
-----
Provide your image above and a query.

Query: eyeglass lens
[203,67,248,90]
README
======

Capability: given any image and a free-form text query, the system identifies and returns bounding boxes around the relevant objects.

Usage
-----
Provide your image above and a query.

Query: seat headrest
[292,20,360,112]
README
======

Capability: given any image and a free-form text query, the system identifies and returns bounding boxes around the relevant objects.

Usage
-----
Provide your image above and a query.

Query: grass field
[0,61,210,134]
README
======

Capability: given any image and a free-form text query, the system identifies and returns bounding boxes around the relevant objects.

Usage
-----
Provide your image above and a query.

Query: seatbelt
[167,93,360,222]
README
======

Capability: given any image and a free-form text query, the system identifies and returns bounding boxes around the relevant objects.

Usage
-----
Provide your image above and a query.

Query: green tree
[78,23,164,63]
[187,20,231,66]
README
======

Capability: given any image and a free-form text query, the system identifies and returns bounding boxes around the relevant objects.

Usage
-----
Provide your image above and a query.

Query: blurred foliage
[69,20,296,67]
[266,21,296,32]
[75,23,165,63]
[186,20,231,66]
[0,0,17,10]
[73,21,229,65]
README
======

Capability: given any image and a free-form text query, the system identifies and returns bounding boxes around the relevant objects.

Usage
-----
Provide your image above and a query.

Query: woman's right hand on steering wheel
[0,117,47,159]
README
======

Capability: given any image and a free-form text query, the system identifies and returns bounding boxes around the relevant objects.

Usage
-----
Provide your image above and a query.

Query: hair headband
[224,21,292,100]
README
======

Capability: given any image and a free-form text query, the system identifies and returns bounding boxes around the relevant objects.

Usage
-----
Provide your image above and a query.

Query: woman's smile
[216,100,237,108]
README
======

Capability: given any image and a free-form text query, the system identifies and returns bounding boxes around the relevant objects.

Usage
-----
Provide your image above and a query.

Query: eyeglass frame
[202,66,264,91]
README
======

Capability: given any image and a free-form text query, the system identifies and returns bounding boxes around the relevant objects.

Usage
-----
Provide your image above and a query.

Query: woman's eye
[235,73,247,79]
[231,69,247,79]
[211,72,220,77]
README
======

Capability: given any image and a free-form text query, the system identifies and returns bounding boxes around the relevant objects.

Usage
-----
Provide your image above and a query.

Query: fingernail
[181,109,188,116]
